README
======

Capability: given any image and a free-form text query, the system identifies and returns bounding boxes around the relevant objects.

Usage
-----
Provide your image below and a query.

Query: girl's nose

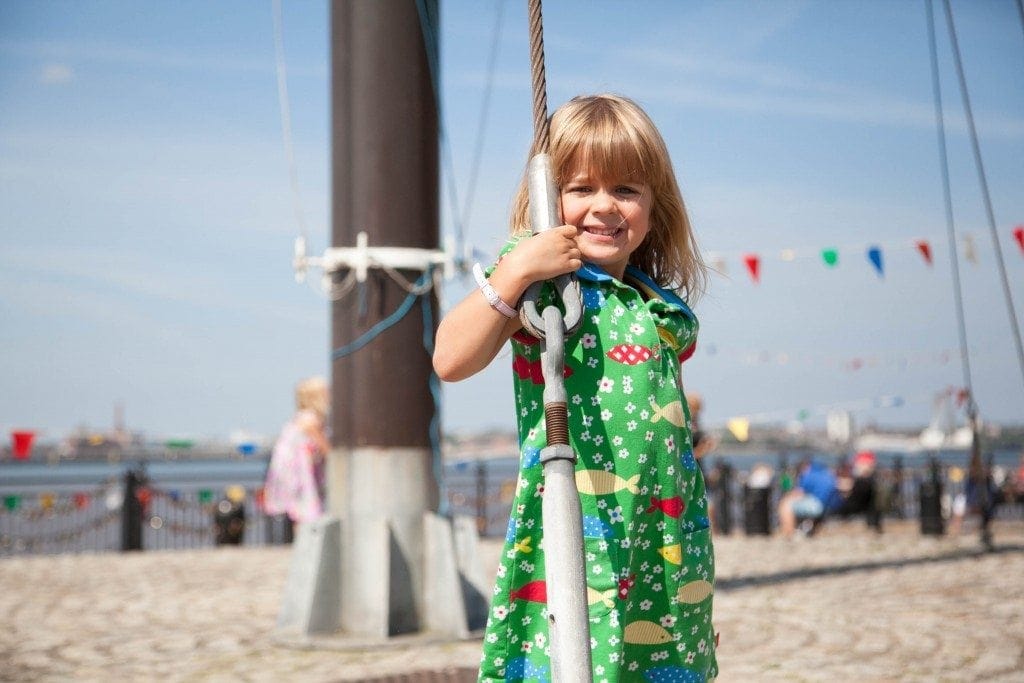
[592,190,617,214]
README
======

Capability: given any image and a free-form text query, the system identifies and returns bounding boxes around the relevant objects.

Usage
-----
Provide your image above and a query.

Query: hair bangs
[553,101,653,187]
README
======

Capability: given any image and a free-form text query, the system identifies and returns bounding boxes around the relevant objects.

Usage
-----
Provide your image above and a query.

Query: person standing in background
[263,376,330,539]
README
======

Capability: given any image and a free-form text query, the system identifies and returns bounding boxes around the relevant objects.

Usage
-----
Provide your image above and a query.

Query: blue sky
[1,0,1022,443]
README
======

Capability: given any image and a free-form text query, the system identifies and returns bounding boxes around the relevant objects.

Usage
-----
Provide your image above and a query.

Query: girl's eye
[566,185,591,194]
[616,186,640,195]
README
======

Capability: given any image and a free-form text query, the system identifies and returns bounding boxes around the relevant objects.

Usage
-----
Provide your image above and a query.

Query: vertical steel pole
[522,0,590,676]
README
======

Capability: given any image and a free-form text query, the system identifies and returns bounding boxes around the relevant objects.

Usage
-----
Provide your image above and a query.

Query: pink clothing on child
[263,410,325,523]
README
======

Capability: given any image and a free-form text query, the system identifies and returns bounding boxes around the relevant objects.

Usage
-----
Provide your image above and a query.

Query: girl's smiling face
[560,170,652,280]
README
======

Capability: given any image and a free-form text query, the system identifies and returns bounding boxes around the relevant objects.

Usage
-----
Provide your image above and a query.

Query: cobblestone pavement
[1,520,1021,682]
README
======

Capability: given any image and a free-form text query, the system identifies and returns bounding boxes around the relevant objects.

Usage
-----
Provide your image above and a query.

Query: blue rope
[329,267,449,515]
[419,281,449,516]
[329,271,431,360]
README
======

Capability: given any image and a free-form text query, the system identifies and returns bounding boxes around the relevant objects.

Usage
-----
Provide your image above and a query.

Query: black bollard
[743,483,771,536]
[919,457,945,536]
[121,467,145,551]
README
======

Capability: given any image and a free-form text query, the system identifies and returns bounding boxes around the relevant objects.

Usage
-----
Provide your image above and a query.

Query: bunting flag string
[0,480,117,518]
[690,342,984,371]
[705,226,1022,284]
[710,391,932,434]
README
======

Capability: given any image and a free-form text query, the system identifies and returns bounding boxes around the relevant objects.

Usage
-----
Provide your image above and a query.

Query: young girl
[263,376,330,530]
[434,94,717,682]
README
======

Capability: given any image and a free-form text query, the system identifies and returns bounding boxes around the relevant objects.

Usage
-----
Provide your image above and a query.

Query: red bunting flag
[915,240,933,266]
[1014,226,1024,256]
[11,430,35,460]
[743,254,760,284]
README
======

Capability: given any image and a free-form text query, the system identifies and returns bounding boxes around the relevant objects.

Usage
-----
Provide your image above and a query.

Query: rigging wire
[414,0,468,267]
[1018,0,1024,47]
[460,0,506,233]
[925,0,975,405]
[526,0,551,153]
[941,0,1024,398]
[271,0,308,247]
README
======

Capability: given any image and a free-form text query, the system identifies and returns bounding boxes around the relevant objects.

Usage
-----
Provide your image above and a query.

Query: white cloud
[39,63,73,84]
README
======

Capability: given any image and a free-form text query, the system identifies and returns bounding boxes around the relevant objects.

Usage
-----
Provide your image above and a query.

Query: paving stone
[0,520,1021,680]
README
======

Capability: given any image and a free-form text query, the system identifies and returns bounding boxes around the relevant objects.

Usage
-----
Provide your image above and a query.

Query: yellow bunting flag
[727,418,750,442]
[963,234,978,264]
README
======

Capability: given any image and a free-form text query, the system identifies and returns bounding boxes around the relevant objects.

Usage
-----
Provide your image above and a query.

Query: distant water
[3,447,1017,493]
[0,459,269,495]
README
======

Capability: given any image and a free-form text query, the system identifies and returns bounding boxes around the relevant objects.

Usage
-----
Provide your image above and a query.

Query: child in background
[434,94,717,681]
[263,376,330,532]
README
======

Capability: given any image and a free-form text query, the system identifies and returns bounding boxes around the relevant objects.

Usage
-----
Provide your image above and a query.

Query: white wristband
[473,263,517,318]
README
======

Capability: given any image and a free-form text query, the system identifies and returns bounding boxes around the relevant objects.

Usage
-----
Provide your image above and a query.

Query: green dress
[479,257,718,683]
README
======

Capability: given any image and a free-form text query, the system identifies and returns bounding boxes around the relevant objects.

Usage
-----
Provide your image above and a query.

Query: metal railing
[3,455,1021,556]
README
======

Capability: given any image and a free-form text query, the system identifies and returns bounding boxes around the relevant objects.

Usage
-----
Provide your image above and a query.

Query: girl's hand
[433,225,582,383]
[498,225,582,286]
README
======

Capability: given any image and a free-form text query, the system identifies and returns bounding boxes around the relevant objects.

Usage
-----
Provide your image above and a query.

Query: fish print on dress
[646,496,685,518]
[479,256,716,683]
[512,354,573,385]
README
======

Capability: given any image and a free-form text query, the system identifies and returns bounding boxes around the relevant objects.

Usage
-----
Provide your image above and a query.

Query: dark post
[713,461,734,535]
[121,467,144,551]
[329,0,440,638]
[919,456,945,536]
[967,411,994,549]
[476,460,488,535]
[893,455,905,518]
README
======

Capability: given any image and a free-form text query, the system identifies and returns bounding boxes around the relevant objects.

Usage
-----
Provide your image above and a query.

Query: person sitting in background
[263,376,330,538]
[833,450,882,532]
[778,459,839,538]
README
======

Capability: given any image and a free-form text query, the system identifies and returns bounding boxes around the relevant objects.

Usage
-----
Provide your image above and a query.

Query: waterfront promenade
[1,520,1022,681]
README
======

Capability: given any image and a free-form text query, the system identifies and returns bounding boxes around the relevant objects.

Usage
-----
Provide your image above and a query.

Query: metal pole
[521,1,590,676]
[329,0,439,637]
[537,307,591,682]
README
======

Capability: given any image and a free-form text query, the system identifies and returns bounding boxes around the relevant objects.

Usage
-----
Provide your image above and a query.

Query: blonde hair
[509,94,707,302]
[295,376,329,418]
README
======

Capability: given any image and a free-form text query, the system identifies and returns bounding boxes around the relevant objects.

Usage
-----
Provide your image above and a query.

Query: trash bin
[743,484,771,535]
[214,498,245,545]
